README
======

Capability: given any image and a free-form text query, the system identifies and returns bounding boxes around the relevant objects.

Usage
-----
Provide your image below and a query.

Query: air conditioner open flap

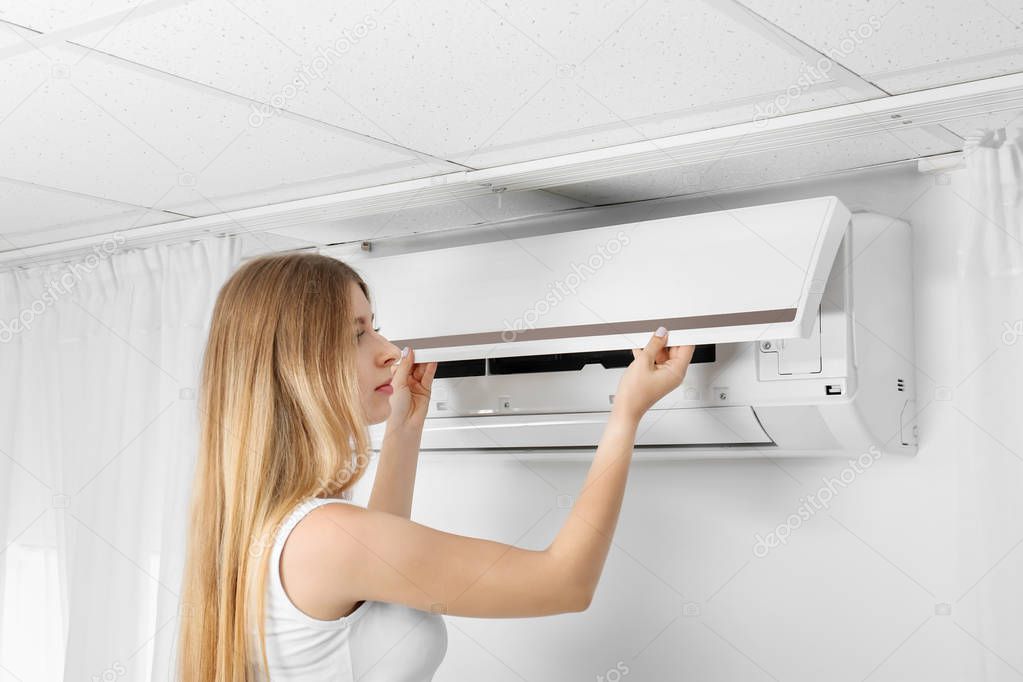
[354,196,851,362]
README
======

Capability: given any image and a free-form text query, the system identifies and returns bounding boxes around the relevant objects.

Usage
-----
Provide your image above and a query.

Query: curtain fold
[956,126,1023,681]
[0,235,243,680]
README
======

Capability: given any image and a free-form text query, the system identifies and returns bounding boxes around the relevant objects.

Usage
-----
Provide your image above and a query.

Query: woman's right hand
[612,327,695,421]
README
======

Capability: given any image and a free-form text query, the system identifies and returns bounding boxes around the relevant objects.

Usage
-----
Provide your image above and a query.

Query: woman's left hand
[386,347,438,434]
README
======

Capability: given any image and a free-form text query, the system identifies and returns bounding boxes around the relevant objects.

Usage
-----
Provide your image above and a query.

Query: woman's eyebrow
[355,313,376,324]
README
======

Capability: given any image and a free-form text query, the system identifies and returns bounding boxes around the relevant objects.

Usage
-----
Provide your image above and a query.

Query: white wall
[352,163,1023,681]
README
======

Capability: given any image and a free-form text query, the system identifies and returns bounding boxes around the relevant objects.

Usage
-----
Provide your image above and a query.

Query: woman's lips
[375,383,393,395]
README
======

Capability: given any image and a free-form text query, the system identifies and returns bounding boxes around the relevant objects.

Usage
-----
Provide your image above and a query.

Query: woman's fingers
[639,327,669,366]
[392,346,412,388]
[416,360,438,390]
[665,345,695,375]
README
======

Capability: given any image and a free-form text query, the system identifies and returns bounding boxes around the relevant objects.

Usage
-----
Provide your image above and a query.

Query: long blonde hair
[178,253,373,680]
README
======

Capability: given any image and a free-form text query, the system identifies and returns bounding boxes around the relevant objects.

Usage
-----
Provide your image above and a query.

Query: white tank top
[256,496,448,681]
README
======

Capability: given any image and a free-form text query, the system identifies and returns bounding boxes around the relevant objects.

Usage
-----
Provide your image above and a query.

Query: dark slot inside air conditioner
[434,344,716,379]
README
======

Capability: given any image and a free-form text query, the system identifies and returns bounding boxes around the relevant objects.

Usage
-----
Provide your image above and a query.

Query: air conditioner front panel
[371,406,774,450]
[354,196,851,362]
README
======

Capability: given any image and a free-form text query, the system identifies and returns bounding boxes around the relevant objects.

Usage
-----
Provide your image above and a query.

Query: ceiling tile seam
[0,174,196,215]
[716,2,963,167]
[0,1,191,60]
[860,51,1023,83]
[3,211,190,241]
[1,18,56,62]
[62,39,460,171]
[717,0,891,97]
[440,80,882,163]
[434,0,892,163]
[0,19,460,172]
[160,160,483,216]
[434,0,901,163]
[921,124,967,148]
[472,0,559,63]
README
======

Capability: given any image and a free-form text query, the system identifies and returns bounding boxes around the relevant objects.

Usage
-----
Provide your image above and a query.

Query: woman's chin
[368,404,391,425]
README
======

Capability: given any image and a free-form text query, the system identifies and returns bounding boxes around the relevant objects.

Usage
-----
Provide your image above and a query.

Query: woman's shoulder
[277,496,365,620]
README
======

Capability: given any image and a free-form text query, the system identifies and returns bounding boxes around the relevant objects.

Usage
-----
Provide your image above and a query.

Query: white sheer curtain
[956,126,1023,680]
[0,235,243,680]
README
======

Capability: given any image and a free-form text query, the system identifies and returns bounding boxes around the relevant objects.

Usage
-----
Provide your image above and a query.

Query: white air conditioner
[350,197,917,460]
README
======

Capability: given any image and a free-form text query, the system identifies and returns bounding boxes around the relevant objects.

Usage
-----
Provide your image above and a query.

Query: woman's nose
[381,340,402,367]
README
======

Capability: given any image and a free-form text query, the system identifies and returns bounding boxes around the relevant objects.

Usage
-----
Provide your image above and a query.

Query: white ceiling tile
[0,42,455,218]
[469,0,649,64]
[157,113,456,216]
[0,1,150,34]
[64,0,866,165]
[546,128,958,205]
[3,210,184,250]
[0,178,183,249]
[0,21,23,48]
[325,0,859,163]
[286,0,559,160]
[67,0,387,124]
[0,177,156,232]
[68,0,553,157]
[564,1,834,122]
[736,0,1023,93]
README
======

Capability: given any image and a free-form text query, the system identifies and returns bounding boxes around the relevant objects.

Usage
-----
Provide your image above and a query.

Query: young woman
[178,253,694,681]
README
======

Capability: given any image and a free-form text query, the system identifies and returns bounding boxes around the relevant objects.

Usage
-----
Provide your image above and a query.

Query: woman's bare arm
[293,330,692,618]
[366,426,421,518]
[544,407,640,607]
